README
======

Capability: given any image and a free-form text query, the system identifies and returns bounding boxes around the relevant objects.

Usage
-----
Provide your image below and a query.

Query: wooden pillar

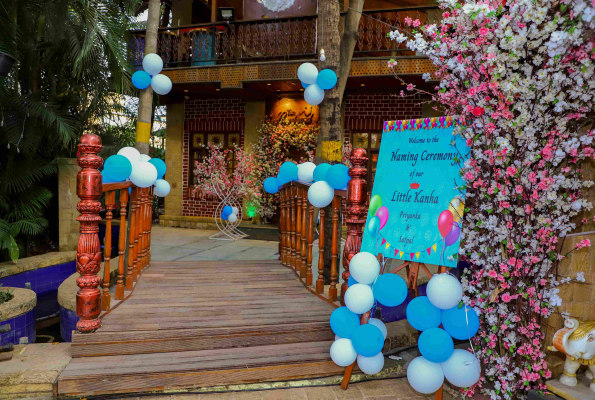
[307,201,314,286]
[284,188,291,267]
[296,186,303,273]
[290,186,297,270]
[279,188,284,263]
[75,133,103,333]
[115,189,128,300]
[127,188,138,289]
[341,148,368,304]
[329,195,340,302]
[300,187,308,279]
[133,188,142,278]
[316,209,325,293]
[101,191,116,311]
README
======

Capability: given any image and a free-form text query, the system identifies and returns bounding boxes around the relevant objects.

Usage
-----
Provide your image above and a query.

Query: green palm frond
[10,218,49,236]
[5,187,53,222]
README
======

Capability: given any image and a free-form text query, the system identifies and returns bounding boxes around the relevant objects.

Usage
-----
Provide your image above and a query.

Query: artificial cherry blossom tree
[388,0,595,398]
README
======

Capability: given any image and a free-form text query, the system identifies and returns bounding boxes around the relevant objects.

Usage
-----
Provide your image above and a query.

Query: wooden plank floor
[58,260,342,397]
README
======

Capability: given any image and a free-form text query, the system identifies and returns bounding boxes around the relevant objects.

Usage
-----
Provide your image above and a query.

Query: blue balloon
[102,170,115,183]
[317,69,338,90]
[418,328,454,363]
[223,205,233,215]
[330,307,360,339]
[351,324,384,357]
[301,81,310,89]
[442,305,479,340]
[313,163,331,182]
[263,177,279,194]
[148,158,167,179]
[221,212,229,221]
[103,155,132,182]
[347,275,358,287]
[326,163,350,190]
[373,274,407,307]
[132,70,151,90]
[367,216,381,237]
[278,162,298,183]
[406,296,441,332]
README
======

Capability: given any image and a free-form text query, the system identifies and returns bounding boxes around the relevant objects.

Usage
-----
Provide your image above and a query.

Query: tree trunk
[315,0,364,285]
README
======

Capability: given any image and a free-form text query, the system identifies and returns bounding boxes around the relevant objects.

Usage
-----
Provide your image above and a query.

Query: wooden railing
[128,6,440,68]
[75,134,154,333]
[278,149,369,303]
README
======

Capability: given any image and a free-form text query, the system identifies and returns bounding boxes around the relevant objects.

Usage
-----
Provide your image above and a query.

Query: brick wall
[343,92,425,144]
[182,98,245,217]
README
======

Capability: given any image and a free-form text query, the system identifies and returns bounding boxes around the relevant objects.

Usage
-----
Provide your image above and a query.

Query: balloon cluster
[262,161,350,209]
[132,53,172,95]
[329,252,408,375]
[366,194,389,237]
[405,274,481,394]
[102,147,170,197]
[297,63,337,106]
[221,205,240,223]
[437,197,465,262]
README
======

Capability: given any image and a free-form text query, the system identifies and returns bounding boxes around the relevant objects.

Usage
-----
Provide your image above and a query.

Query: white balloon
[349,252,380,285]
[143,53,163,76]
[151,74,172,95]
[307,181,334,208]
[441,350,481,388]
[426,273,463,310]
[117,146,141,166]
[154,179,170,197]
[140,154,152,162]
[231,206,239,215]
[130,161,158,188]
[357,353,385,375]
[304,83,324,106]
[368,318,387,340]
[407,356,445,394]
[297,162,316,183]
[297,62,319,85]
[330,338,357,367]
[228,214,238,223]
[344,283,374,315]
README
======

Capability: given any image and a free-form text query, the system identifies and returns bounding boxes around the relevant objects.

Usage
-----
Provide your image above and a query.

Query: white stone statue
[549,318,595,392]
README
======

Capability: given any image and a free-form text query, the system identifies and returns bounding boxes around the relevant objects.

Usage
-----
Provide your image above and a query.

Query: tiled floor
[128,379,456,400]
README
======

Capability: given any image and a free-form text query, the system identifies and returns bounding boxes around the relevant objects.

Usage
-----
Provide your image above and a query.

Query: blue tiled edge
[0,309,36,345]
[60,305,79,342]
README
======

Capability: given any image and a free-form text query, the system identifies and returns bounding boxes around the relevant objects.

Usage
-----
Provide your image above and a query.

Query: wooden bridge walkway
[57,260,343,397]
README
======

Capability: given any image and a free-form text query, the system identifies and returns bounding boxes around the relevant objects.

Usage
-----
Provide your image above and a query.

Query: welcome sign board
[360,117,469,269]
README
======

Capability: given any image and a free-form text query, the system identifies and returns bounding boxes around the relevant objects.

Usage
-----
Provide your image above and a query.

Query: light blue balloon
[132,70,151,90]
[223,205,233,215]
[263,177,279,194]
[148,158,167,179]
[330,307,360,339]
[367,216,381,237]
[317,69,338,90]
[326,163,350,190]
[104,155,132,182]
[406,296,442,332]
[373,274,407,307]
[418,328,454,363]
[313,163,331,182]
[441,305,479,340]
[351,324,384,357]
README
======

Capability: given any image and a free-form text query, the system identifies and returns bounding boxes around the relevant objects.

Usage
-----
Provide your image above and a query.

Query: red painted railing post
[75,134,104,333]
[341,148,368,304]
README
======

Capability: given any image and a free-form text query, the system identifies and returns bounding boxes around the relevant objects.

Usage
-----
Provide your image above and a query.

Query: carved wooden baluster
[342,148,368,304]
[138,188,145,272]
[300,187,308,279]
[148,186,154,267]
[307,201,314,286]
[290,185,297,270]
[142,187,150,271]
[116,189,128,300]
[127,187,138,287]
[316,208,325,294]
[279,188,285,265]
[329,195,340,302]
[284,187,291,267]
[75,133,103,333]
[101,191,116,311]
[295,185,302,273]
[135,188,143,276]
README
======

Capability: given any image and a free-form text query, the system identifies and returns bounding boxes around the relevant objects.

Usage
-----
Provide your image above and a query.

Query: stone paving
[128,379,457,400]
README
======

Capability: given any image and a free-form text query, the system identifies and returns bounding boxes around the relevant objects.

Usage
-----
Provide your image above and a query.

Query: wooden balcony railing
[128,6,440,68]
[75,134,154,333]
[278,148,369,303]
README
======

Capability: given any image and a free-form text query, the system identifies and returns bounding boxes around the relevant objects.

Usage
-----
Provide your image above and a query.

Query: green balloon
[369,194,383,216]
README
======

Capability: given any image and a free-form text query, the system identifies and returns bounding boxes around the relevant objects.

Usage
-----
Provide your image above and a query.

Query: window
[189,132,241,186]
[351,132,382,190]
